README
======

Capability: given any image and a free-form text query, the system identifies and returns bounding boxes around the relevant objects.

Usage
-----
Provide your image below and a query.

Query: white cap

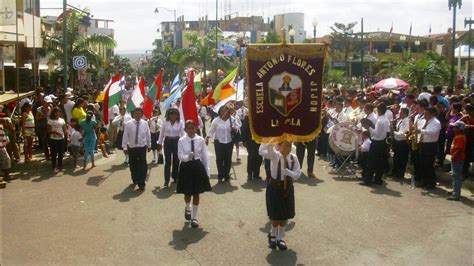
[66,87,74,93]
[48,94,57,100]
[44,96,53,103]
[65,91,74,98]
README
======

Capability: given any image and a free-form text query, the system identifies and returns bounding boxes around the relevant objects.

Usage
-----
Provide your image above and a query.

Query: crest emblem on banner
[245,43,328,144]
[268,72,302,116]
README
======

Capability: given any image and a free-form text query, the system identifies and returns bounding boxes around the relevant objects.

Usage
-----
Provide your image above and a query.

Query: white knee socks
[125,153,129,163]
[185,202,191,211]
[192,205,199,220]
[277,225,286,241]
[270,226,278,238]
[152,150,157,161]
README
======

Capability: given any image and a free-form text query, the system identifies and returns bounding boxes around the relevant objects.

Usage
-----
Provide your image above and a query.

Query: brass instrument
[406,117,419,151]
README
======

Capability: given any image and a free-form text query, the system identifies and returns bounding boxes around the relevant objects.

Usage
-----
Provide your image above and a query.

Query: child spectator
[99,127,112,158]
[70,124,83,168]
[447,121,467,201]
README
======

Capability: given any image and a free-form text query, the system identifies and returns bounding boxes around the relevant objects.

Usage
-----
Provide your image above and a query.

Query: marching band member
[148,108,162,164]
[392,108,410,180]
[411,99,428,184]
[177,120,212,228]
[343,98,354,116]
[328,100,348,169]
[361,103,390,186]
[206,106,239,182]
[259,141,301,251]
[158,108,185,187]
[417,107,441,189]
[112,106,132,165]
[295,136,317,178]
[358,103,377,130]
[358,131,371,180]
[122,108,151,191]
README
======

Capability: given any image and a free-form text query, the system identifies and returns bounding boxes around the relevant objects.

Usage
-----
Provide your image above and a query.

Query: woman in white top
[176,120,211,228]
[47,107,68,173]
[158,108,184,187]
[206,105,240,182]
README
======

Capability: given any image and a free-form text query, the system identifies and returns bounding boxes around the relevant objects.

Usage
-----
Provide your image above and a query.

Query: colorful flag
[143,70,164,119]
[126,77,144,113]
[194,72,202,93]
[179,70,199,126]
[103,72,122,125]
[212,67,238,101]
[169,74,180,94]
[212,79,245,113]
[162,83,185,110]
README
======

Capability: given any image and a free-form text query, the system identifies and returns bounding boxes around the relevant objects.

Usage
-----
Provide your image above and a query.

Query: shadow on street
[168,223,209,251]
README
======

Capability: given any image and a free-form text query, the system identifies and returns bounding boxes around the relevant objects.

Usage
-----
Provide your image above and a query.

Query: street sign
[73,56,87,70]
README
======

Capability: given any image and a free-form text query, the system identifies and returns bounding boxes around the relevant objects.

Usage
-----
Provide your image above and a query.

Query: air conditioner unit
[385,49,391,54]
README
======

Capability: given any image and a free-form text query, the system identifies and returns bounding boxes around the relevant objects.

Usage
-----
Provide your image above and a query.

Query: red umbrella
[374,78,409,90]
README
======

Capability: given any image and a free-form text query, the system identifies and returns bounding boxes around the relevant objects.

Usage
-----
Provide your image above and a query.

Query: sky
[40,0,473,54]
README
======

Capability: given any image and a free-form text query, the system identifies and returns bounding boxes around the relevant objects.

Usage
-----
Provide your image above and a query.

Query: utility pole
[465,17,473,90]
[63,0,68,92]
[215,0,219,84]
[449,0,462,89]
[360,18,364,89]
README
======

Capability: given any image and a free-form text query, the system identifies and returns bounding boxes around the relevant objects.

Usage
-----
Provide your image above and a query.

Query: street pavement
[1,143,473,265]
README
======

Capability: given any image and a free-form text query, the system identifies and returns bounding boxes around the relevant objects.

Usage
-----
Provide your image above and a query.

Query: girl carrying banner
[259,141,301,251]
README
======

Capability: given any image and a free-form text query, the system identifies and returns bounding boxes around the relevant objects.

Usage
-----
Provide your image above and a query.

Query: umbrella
[374,78,409,90]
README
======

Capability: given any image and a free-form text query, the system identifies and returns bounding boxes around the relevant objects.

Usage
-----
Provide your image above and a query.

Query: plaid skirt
[0,148,11,170]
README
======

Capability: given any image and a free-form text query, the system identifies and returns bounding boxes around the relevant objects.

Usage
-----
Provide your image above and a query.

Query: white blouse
[112,114,132,131]
[148,117,163,134]
[178,135,210,177]
[258,144,301,181]
[208,117,240,144]
[158,120,184,144]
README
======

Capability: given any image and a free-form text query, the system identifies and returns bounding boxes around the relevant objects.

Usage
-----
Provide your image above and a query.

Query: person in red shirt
[448,121,466,201]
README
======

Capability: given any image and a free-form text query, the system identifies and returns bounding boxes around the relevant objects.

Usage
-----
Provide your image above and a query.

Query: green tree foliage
[261,31,281,43]
[43,10,116,86]
[143,44,179,81]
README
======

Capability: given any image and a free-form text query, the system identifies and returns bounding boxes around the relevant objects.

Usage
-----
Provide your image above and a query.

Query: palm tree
[43,10,116,87]
[171,28,233,80]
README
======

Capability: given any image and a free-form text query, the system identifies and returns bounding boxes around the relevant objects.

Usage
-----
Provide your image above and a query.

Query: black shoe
[446,190,454,195]
[424,185,436,190]
[247,176,252,181]
[359,181,372,187]
[276,240,288,251]
[374,180,383,185]
[164,182,169,188]
[414,182,425,188]
[184,208,191,221]
[191,219,199,228]
[268,239,277,249]
[138,186,145,191]
[254,176,262,180]
[446,195,460,201]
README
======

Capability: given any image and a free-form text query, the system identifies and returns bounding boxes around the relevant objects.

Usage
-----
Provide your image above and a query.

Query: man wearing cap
[417,107,441,189]
[447,121,466,201]
[35,96,53,160]
[59,94,75,123]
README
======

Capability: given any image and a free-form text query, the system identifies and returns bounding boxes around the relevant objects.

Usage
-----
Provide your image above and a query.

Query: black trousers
[365,140,388,184]
[264,159,271,179]
[164,138,179,184]
[48,139,65,169]
[317,132,329,156]
[128,146,147,188]
[411,147,422,182]
[437,133,446,166]
[392,140,409,179]
[200,116,207,138]
[246,140,262,179]
[296,138,317,173]
[214,140,234,180]
[419,142,437,187]
[358,152,370,179]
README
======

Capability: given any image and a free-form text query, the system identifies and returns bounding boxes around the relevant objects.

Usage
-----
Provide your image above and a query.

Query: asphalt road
[1,144,473,265]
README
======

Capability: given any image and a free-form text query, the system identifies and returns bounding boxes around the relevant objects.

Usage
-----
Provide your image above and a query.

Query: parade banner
[246,44,328,143]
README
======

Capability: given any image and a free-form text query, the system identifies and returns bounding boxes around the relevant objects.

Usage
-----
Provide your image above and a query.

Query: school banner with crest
[246,44,328,143]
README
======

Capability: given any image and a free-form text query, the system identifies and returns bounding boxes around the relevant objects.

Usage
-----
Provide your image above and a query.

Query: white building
[274,13,305,43]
